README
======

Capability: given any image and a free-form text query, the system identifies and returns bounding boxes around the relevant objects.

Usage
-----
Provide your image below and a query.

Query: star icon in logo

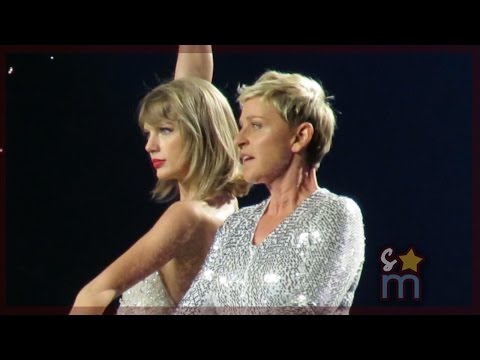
[399,248,424,272]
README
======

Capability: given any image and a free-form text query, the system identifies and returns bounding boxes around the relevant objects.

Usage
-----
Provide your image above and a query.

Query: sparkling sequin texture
[176,188,365,315]
[117,272,174,315]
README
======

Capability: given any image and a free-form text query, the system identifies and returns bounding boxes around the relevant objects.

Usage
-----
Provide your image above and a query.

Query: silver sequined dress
[117,271,174,315]
[176,188,365,315]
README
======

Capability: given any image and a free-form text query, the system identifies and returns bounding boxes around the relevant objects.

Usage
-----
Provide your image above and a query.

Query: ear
[291,123,314,153]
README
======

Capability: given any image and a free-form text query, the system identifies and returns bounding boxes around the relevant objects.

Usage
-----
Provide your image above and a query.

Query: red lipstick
[152,159,166,169]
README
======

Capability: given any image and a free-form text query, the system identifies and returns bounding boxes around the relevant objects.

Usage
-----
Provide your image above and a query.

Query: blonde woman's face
[143,120,189,181]
[235,97,295,185]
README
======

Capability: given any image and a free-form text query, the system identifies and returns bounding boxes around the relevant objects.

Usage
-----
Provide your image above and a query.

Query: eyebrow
[245,115,265,120]
[240,115,265,124]
[143,119,175,130]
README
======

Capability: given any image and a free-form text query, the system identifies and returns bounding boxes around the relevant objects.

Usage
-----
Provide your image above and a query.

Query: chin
[244,173,261,185]
[157,171,183,182]
[155,171,171,180]
[242,172,254,183]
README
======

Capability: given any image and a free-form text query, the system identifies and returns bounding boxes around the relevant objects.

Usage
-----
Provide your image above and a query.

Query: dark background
[4,49,473,313]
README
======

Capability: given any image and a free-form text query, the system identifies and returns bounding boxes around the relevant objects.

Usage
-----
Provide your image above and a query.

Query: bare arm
[174,45,213,82]
[175,224,225,314]
[70,202,206,315]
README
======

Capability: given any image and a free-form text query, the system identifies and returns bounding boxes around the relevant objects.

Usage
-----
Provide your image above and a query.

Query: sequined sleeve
[294,197,365,314]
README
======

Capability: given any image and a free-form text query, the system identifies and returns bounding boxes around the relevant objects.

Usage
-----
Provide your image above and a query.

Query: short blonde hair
[139,77,250,202]
[237,71,336,169]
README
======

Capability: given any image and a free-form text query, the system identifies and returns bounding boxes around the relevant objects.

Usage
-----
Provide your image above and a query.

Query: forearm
[175,45,213,82]
[70,286,117,315]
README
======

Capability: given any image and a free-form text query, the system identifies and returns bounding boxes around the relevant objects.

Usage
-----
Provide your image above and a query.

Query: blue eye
[159,127,173,134]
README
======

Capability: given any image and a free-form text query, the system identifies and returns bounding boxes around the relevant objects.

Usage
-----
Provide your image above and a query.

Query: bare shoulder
[139,201,217,254]
[165,200,201,217]
[158,201,220,256]
[161,201,218,229]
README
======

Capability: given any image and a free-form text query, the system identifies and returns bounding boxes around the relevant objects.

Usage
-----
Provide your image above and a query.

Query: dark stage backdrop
[5,48,473,314]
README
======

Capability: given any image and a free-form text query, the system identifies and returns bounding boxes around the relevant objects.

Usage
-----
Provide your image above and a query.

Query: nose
[145,134,159,153]
[234,128,248,148]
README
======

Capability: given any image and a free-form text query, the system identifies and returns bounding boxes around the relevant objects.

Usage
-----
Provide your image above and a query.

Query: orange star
[399,248,424,272]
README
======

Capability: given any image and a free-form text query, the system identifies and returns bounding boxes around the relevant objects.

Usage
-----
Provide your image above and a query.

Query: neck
[178,182,192,201]
[266,164,319,216]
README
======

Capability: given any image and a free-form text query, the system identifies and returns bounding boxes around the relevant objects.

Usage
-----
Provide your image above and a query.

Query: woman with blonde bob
[70,46,249,315]
[177,58,365,315]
